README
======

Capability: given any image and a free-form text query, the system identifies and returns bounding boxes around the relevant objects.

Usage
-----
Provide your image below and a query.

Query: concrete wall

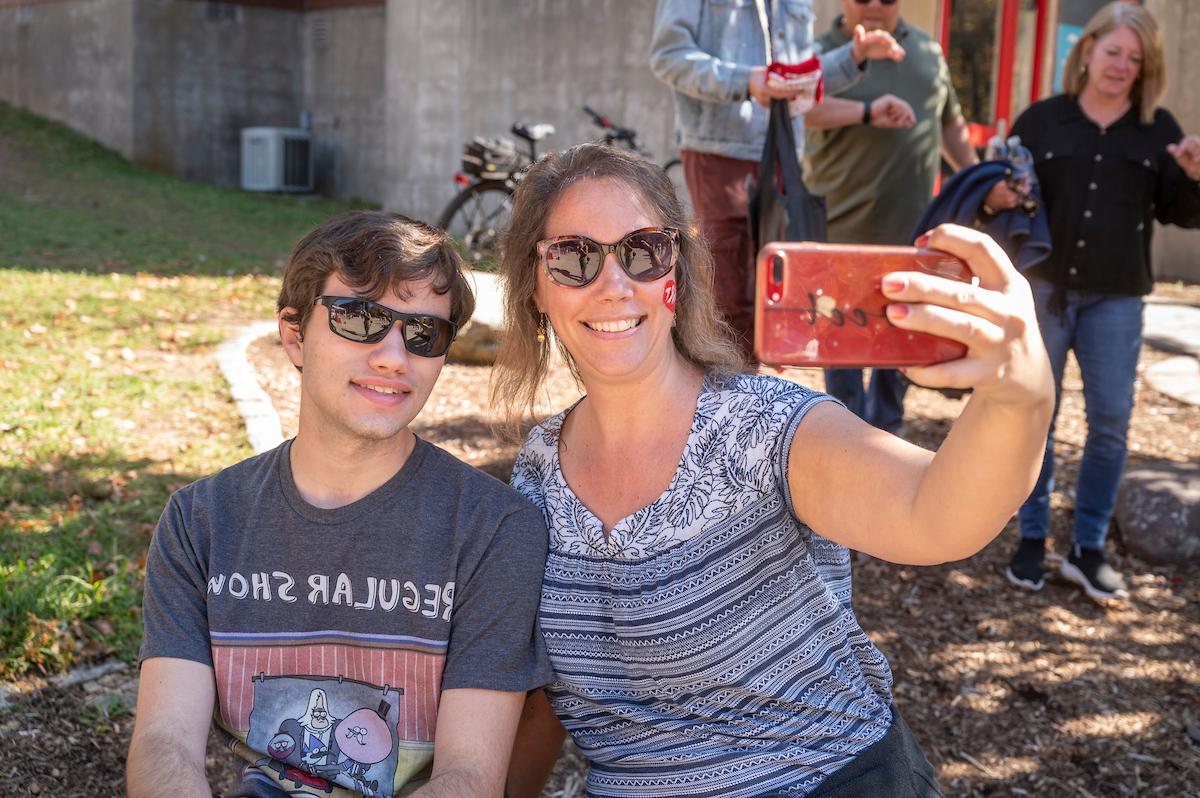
[384,0,677,223]
[0,0,136,157]
[1,0,381,195]
[2,0,1194,282]
[303,6,386,200]
[1146,0,1200,283]
[132,1,305,186]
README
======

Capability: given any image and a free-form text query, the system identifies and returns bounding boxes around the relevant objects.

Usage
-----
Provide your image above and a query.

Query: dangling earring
[536,314,547,343]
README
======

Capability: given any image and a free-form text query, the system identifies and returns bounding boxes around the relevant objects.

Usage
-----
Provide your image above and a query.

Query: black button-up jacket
[1012,94,1200,296]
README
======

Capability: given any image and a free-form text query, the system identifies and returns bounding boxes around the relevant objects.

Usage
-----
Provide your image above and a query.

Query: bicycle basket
[462,136,520,180]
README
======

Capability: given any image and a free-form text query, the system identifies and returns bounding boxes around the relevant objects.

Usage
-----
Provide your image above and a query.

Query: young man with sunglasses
[127,211,552,798]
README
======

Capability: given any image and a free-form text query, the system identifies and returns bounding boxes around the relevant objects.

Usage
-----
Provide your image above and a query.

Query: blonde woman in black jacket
[1001,2,1200,602]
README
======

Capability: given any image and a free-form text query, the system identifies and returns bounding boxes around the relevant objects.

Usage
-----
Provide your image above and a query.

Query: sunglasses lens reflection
[402,316,440,356]
[363,304,394,341]
[546,239,603,286]
[329,301,373,341]
[622,232,674,280]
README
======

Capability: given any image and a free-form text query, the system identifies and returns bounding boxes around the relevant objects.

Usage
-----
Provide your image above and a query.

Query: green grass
[0,270,280,679]
[0,101,371,679]
[0,100,369,275]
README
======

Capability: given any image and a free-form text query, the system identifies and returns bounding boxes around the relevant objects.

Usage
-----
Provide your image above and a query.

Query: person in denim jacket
[650,0,907,358]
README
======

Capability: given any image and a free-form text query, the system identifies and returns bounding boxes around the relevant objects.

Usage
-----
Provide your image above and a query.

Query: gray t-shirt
[140,438,553,797]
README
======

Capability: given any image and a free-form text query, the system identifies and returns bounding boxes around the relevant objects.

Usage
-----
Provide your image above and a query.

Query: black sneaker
[1006,537,1046,591]
[1060,545,1128,601]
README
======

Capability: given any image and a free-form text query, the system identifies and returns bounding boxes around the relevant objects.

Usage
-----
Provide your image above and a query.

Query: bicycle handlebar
[581,106,637,143]
[582,105,609,127]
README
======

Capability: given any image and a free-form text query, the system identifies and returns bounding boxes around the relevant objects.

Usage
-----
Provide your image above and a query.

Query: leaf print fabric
[513,373,838,559]
[510,373,895,798]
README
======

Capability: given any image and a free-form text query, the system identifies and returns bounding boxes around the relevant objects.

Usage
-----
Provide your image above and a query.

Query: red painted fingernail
[887,303,910,320]
[882,275,907,293]
[914,233,931,247]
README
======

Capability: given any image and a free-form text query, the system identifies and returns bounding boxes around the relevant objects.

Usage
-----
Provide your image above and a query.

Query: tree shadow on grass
[1,454,206,680]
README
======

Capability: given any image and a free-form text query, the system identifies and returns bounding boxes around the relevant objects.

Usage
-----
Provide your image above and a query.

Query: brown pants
[682,150,759,361]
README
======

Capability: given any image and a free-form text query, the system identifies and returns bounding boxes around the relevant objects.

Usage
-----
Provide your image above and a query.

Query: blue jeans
[824,368,908,435]
[1017,280,1143,549]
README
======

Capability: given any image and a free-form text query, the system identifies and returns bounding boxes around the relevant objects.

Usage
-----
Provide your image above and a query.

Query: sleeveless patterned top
[511,373,894,798]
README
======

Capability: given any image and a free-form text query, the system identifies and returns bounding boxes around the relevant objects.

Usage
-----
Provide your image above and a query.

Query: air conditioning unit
[241,127,314,192]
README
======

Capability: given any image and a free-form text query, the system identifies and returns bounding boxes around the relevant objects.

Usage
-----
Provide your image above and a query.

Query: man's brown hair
[278,210,475,336]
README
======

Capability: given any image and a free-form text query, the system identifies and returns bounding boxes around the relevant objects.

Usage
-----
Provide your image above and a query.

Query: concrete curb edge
[216,320,285,455]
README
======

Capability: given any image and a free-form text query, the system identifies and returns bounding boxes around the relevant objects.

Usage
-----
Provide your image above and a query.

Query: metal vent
[283,138,311,189]
[241,128,314,192]
[311,19,331,50]
[205,2,237,22]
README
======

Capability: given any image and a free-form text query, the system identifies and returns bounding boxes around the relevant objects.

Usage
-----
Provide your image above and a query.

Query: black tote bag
[748,98,827,253]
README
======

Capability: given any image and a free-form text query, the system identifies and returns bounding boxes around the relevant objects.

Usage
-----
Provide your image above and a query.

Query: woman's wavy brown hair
[491,143,747,429]
[1063,1,1165,126]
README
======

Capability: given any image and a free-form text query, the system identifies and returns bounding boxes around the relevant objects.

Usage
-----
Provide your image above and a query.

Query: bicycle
[437,108,687,267]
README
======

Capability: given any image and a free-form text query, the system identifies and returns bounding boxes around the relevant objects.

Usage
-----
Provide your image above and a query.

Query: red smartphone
[754,242,973,368]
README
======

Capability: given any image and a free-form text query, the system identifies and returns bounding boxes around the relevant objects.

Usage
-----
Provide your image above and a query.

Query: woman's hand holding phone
[881,224,1053,410]
[787,226,1056,566]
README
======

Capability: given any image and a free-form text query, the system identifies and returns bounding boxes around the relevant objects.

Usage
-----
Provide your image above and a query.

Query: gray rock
[1143,301,1200,359]
[448,320,501,365]
[1116,460,1200,564]
[1144,355,1200,406]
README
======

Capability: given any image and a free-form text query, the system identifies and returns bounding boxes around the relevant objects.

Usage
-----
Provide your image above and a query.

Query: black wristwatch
[862,99,873,126]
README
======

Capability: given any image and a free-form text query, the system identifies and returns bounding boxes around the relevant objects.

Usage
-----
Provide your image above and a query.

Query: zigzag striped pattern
[512,374,894,797]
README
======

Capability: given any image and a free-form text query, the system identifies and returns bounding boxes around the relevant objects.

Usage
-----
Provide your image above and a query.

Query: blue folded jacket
[912,161,1052,272]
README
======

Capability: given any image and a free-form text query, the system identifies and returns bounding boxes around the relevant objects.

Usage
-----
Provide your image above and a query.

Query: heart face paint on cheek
[663,279,677,312]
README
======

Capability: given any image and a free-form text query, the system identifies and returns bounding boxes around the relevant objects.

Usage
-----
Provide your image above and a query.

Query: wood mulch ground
[2,284,1197,797]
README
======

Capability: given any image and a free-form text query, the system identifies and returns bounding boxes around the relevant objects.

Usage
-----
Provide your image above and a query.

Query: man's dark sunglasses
[316,296,457,358]
[537,227,679,288]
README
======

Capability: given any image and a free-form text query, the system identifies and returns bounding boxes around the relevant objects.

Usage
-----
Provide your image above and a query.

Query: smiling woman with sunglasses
[494,143,1053,798]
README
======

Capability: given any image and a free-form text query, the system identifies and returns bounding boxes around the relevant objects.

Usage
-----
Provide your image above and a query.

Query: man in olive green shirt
[805,0,979,435]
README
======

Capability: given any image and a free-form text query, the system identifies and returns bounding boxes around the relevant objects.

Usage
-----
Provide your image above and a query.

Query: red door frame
[940,0,1051,147]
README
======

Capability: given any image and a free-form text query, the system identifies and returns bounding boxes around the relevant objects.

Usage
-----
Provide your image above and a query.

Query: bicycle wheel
[436,181,513,269]
[662,158,692,218]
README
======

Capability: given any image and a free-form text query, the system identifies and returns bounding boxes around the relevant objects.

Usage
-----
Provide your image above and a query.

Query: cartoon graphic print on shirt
[250,676,400,797]
[213,631,446,798]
